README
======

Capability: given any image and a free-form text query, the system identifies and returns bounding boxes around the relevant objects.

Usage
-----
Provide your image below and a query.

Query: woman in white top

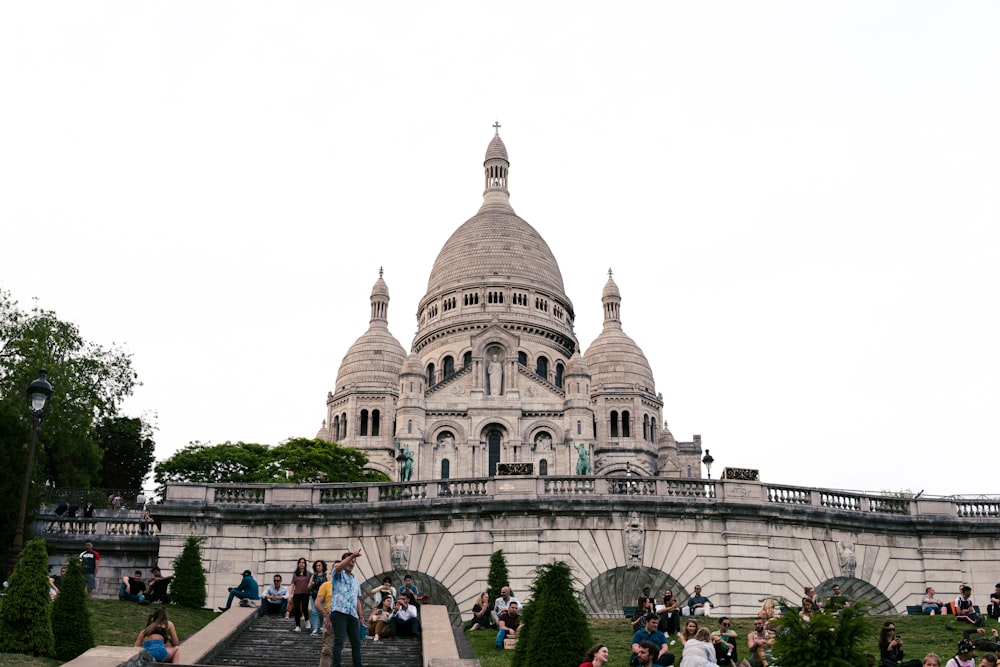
[680,627,717,667]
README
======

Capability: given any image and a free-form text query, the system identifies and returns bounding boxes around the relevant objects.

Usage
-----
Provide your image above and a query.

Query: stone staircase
[203,615,422,667]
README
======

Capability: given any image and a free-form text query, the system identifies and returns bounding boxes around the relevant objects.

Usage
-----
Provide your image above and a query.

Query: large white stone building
[318,129,704,481]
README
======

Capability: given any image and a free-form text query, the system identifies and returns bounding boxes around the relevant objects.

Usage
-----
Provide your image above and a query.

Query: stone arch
[522,420,563,445]
[430,420,467,445]
[580,566,687,618]
[362,571,462,627]
[816,577,894,614]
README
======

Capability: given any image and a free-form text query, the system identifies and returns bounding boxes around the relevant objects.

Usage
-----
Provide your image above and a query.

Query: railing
[38,517,159,537]
[162,477,1000,522]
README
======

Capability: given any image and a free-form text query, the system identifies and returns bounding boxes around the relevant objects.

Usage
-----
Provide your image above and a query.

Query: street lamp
[701,449,715,479]
[8,369,54,575]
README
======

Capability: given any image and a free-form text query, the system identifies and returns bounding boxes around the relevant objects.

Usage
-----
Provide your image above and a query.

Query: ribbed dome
[426,210,567,297]
[584,328,656,393]
[584,271,656,393]
[334,272,407,393]
[424,131,567,299]
[401,351,423,376]
[565,348,591,378]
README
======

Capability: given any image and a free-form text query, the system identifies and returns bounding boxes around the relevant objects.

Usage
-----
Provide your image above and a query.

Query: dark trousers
[260,598,288,617]
[390,615,421,638]
[331,611,363,667]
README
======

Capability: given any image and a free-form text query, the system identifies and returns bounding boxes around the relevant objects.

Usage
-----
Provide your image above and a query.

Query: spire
[481,122,512,212]
[370,268,390,325]
[602,268,621,328]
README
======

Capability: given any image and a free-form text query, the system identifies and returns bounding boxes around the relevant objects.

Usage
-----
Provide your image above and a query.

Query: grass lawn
[467,614,1000,667]
[0,598,217,666]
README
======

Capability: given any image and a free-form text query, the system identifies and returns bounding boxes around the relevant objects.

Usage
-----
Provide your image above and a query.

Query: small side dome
[371,267,389,299]
[401,351,424,377]
[565,348,591,378]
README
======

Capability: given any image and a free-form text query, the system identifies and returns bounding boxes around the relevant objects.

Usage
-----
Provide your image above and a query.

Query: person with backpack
[944,639,976,667]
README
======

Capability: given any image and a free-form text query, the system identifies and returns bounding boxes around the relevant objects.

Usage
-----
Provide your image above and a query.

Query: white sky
[2,2,997,497]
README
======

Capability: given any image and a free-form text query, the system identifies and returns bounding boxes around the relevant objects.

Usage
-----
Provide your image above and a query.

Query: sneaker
[372,635,379,642]
[218,607,228,612]
[310,631,318,637]
[306,623,312,630]
[293,626,301,633]
[239,599,251,607]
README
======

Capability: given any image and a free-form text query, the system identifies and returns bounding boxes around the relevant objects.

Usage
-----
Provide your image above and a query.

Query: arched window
[518,351,527,366]
[539,459,548,476]
[441,459,450,479]
[360,409,369,436]
[407,419,412,434]
[687,465,692,478]
[341,413,347,440]
[643,414,649,441]
[577,420,582,435]
[371,409,380,437]
[610,411,619,438]
[443,356,455,378]
[427,363,436,387]
[536,356,548,379]
[333,415,340,440]
[622,411,630,438]
[554,362,564,389]
[463,351,472,368]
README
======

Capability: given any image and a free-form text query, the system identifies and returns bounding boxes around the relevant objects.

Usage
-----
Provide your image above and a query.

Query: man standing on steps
[322,549,364,667]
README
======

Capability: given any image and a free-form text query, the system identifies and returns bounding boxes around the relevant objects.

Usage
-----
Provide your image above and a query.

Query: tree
[0,536,55,657]
[51,556,94,661]
[170,535,208,609]
[486,549,510,607]
[95,415,157,490]
[772,601,873,667]
[0,289,142,573]
[511,561,590,667]
[153,438,388,494]
[0,289,140,488]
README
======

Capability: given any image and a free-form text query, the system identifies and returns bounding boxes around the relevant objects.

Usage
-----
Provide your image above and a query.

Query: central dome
[424,132,568,300]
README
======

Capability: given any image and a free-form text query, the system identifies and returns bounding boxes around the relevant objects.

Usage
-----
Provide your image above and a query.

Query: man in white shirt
[389,595,421,638]
[491,586,521,625]
[261,575,290,617]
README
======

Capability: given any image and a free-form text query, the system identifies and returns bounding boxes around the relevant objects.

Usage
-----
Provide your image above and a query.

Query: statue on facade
[390,534,411,571]
[623,511,644,569]
[488,353,503,395]
[838,541,857,578]
[401,444,414,482]
[534,433,552,452]
[575,443,591,475]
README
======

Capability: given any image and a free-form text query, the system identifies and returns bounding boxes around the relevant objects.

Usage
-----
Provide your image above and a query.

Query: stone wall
[151,478,1000,619]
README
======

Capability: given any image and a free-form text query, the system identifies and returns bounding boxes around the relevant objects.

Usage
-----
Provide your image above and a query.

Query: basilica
[317,129,704,481]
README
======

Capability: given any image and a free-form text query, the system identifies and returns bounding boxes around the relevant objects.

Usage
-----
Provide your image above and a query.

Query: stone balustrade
[38,516,159,538]
[163,476,983,520]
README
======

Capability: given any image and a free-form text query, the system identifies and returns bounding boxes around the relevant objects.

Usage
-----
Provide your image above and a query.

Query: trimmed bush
[511,560,591,667]
[772,600,873,667]
[0,536,55,656]
[170,535,207,609]
[486,549,510,606]
[51,556,94,660]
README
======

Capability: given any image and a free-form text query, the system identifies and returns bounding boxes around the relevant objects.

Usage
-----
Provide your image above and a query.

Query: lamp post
[8,369,54,575]
[701,448,714,479]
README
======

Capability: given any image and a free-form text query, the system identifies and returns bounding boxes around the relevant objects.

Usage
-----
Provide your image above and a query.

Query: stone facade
[155,479,1000,620]
[317,128,702,481]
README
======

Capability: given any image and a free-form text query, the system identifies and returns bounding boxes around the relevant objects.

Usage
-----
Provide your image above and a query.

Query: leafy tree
[0,289,140,488]
[95,415,157,490]
[0,398,31,577]
[772,601,873,667]
[153,438,388,494]
[0,536,55,657]
[511,561,590,667]
[170,535,207,609]
[51,556,94,661]
[486,549,510,606]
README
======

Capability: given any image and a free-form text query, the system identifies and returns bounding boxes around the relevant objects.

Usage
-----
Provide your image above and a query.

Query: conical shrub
[0,537,55,656]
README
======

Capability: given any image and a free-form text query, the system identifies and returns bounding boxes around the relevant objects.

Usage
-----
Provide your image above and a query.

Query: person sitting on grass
[119,570,147,602]
[494,600,520,650]
[631,614,676,666]
[954,586,983,626]
[878,621,923,667]
[134,608,180,663]
[578,643,610,667]
[468,591,493,632]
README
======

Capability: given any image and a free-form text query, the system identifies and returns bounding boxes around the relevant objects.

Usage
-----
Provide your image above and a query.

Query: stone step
[203,615,422,667]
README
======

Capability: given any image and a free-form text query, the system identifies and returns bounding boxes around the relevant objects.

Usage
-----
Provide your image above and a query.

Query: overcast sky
[2,2,997,497]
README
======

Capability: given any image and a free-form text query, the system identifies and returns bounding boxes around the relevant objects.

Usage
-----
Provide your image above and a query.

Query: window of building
[622,410,630,438]
[463,351,472,368]
[443,356,455,379]
[610,410,619,438]
[536,356,548,379]
[554,362,564,389]
[577,420,582,435]
[441,459,450,479]
[539,459,548,476]
[427,363,435,387]
[407,420,412,434]
[372,409,380,437]
[518,351,527,366]
[360,409,369,436]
